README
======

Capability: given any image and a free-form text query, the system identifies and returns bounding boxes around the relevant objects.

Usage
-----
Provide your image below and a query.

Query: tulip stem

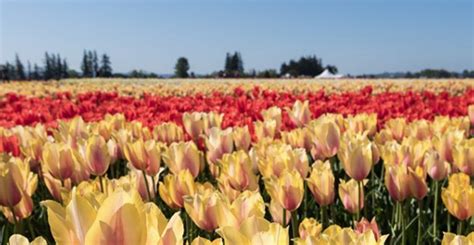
[400,202,406,245]
[447,213,451,232]
[356,180,362,222]
[291,211,298,239]
[99,175,105,193]
[282,208,287,227]
[416,200,423,245]
[433,180,439,240]
[151,175,157,197]
[320,206,327,228]
[141,170,152,201]
[457,221,463,235]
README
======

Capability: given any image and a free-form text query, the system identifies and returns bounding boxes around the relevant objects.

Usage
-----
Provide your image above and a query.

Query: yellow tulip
[162,141,203,178]
[191,237,223,245]
[354,218,383,242]
[288,100,311,127]
[261,106,282,130]
[383,118,407,142]
[183,112,223,139]
[265,169,304,212]
[405,119,432,140]
[281,128,310,150]
[158,169,197,209]
[232,126,251,152]
[216,190,265,228]
[205,127,234,167]
[8,234,47,245]
[124,139,162,175]
[85,135,111,176]
[344,113,377,137]
[42,142,75,181]
[384,164,410,202]
[338,179,366,214]
[453,138,474,176]
[217,150,258,192]
[338,133,378,181]
[306,160,335,207]
[299,218,322,240]
[153,122,185,145]
[432,116,470,136]
[407,166,428,200]
[424,149,450,181]
[269,199,291,226]
[441,232,474,245]
[433,130,465,163]
[183,189,223,231]
[307,120,341,160]
[469,105,474,132]
[0,158,24,208]
[254,120,277,141]
[205,112,224,135]
[441,173,474,221]
[257,142,308,178]
[217,216,289,245]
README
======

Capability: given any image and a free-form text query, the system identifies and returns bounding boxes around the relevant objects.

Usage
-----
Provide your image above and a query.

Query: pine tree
[92,51,99,78]
[32,64,41,80]
[224,53,232,73]
[98,54,112,77]
[44,52,53,80]
[62,59,69,78]
[15,54,26,80]
[56,54,63,79]
[81,50,91,77]
[27,61,32,80]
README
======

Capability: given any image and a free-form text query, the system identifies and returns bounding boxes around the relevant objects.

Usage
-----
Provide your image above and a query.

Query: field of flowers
[0,79,473,244]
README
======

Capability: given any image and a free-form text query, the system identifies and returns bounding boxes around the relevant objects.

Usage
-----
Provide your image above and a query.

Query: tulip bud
[205,127,234,166]
[306,160,335,207]
[338,179,366,214]
[8,234,47,245]
[85,135,111,176]
[232,126,251,152]
[162,141,203,178]
[308,121,341,160]
[424,149,450,181]
[265,169,304,212]
[254,120,277,141]
[384,164,410,202]
[183,112,206,139]
[184,189,222,231]
[217,151,258,192]
[261,106,282,131]
[433,130,465,164]
[42,142,75,181]
[269,200,291,226]
[407,166,428,200]
[453,138,474,176]
[124,139,162,176]
[441,232,474,245]
[344,113,377,137]
[441,173,474,221]
[384,118,407,142]
[338,133,377,181]
[287,100,311,127]
[0,159,24,207]
[153,122,185,145]
[158,169,197,209]
[405,119,432,140]
[281,128,309,150]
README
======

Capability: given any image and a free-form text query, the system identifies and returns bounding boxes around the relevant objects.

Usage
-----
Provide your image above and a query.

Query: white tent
[315,69,344,79]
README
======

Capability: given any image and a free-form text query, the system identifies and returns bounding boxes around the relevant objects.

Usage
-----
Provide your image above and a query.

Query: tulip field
[0,79,473,245]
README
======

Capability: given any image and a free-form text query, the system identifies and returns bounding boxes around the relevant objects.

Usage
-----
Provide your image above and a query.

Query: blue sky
[1,0,473,75]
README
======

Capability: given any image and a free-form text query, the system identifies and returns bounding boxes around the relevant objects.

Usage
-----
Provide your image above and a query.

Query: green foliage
[174,57,190,78]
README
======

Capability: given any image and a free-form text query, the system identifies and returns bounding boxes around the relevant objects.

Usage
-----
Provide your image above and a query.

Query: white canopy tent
[315,69,344,79]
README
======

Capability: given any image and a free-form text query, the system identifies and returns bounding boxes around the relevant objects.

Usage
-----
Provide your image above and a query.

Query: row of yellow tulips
[1,103,474,244]
[1,79,472,97]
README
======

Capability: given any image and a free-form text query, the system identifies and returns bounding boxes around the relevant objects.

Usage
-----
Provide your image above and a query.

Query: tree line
[2,51,474,81]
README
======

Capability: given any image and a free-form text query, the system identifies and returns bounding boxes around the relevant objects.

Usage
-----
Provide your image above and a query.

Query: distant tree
[44,52,53,80]
[280,55,327,77]
[62,59,69,78]
[81,51,91,77]
[224,53,232,73]
[15,54,26,80]
[27,61,32,80]
[92,50,99,77]
[326,65,338,74]
[174,57,190,78]
[98,54,113,77]
[223,52,244,77]
[32,64,41,80]
[55,54,63,79]
[257,69,279,78]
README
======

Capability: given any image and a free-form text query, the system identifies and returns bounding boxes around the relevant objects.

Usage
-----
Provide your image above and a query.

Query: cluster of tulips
[0,97,473,245]
[1,85,473,131]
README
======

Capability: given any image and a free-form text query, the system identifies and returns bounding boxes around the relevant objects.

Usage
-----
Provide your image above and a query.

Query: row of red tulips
[1,86,473,130]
